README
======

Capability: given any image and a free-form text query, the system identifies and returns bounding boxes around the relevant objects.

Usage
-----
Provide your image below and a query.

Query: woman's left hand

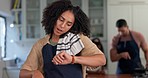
[52,51,73,65]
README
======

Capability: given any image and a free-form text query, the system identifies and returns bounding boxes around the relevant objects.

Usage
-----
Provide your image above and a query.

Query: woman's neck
[51,34,59,42]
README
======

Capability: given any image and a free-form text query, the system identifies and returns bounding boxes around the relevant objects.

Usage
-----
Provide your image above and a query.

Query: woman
[19,1,106,78]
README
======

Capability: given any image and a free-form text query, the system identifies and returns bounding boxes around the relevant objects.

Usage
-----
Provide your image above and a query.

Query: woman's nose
[61,22,66,28]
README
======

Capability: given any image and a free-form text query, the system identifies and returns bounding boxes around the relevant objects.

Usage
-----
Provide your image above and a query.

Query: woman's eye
[67,23,72,26]
[59,18,64,21]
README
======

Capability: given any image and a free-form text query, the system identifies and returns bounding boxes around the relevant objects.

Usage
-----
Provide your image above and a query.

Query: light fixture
[10,24,14,28]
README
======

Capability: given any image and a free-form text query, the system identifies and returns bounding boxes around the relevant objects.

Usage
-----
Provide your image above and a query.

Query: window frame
[0,15,7,58]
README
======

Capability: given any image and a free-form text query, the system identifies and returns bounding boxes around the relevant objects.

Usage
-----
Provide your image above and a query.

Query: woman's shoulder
[79,34,91,42]
[34,35,50,47]
[79,33,89,38]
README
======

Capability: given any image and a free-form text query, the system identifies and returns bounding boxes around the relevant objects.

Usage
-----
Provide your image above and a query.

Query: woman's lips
[57,28,62,31]
[56,28,63,33]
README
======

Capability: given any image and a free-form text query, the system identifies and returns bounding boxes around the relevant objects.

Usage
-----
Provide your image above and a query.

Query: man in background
[110,19,148,74]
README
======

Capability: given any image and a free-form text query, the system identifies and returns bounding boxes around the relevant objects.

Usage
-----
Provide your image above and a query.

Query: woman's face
[53,10,75,36]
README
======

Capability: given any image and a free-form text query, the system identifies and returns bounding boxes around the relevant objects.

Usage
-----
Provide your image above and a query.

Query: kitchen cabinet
[11,0,23,41]
[108,0,148,5]
[3,68,20,78]
[12,0,106,41]
[88,0,106,39]
[22,0,42,41]
[11,0,42,42]
[132,5,148,41]
[47,0,107,40]
[24,0,40,39]
[7,69,19,78]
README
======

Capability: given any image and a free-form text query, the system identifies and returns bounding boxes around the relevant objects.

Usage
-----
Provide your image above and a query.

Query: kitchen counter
[3,66,20,78]
[6,66,20,70]
[86,73,132,78]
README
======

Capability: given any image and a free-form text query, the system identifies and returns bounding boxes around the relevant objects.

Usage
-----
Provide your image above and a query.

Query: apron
[116,31,143,74]
[42,43,83,78]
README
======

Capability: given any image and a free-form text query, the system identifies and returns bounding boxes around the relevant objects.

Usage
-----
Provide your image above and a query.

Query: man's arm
[135,32,148,68]
[138,32,148,68]
[110,48,131,62]
[141,42,148,68]
[144,50,148,68]
[110,48,122,62]
[110,36,122,62]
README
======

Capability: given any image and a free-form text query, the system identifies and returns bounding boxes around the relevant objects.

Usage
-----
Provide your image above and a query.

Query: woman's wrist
[71,55,75,64]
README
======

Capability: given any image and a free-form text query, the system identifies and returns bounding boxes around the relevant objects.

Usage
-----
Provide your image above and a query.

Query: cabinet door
[70,0,82,7]
[46,0,82,7]
[133,5,148,42]
[89,0,105,39]
[132,4,148,67]
[108,5,132,38]
[107,0,119,5]
[6,69,19,78]
[25,0,40,39]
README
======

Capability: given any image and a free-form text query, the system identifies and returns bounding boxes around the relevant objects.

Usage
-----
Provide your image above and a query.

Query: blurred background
[0,0,148,78]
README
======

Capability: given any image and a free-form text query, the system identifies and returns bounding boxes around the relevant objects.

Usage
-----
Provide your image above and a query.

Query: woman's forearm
[74,54,106,67]
[19,69,33,78]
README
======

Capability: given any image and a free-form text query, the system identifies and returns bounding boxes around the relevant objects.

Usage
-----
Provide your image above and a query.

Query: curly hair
[41,0,90,37]
[92,38,104,52]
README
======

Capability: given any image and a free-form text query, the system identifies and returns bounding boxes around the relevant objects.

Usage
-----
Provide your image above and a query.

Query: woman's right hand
[52,51,73,65]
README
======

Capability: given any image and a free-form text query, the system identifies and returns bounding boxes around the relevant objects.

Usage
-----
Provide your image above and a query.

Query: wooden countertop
[86,74,132,78]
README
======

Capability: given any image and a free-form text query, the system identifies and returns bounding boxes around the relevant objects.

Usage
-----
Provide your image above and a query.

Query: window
[0,16,6,58]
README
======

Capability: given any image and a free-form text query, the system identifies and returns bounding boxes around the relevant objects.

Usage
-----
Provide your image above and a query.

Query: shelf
[91,24,103,26]
[88,0,105,39]
[23,0,41,39]
[89,0,103,7]
[90,18,103,26]
[26,8,39,11]
[11,9,22,12]
[15,39,38,43]
[26,24,39,26]
[13,24,22,27]
[89,7,103,10]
